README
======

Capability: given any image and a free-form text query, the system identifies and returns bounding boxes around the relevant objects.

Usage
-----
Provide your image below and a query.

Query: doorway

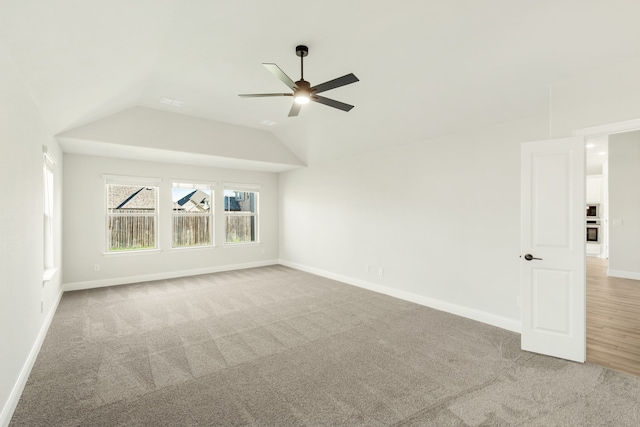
[519,121,640,365]
[582,126,640,376]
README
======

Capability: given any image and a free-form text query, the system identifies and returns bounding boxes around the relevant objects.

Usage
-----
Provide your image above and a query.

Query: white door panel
[521,137,585,362]
[532,268,570,333]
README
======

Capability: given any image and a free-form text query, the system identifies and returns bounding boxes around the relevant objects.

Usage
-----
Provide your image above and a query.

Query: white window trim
[103,248,162,256]
[43,163,54,263]
[170,245,217,252]
[171,181,215,249]
[224,182,261,190]
[43,146,57,168]
[223,242,262,248]
[42,146,56,283]
[104,176,160,253]
[43,267,57,284]
[103,174,162,186]
[224,186,260,245]
[172,179,218,188]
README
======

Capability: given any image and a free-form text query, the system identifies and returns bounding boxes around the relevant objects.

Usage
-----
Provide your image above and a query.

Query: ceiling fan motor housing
[295,79,311,92]
[295,45,308,57]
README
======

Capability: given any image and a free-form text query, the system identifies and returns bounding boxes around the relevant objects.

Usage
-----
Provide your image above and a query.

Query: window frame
[224,183,260,245]
[43,147,56,283]
[104,175,161,254]
[171,180,216,249]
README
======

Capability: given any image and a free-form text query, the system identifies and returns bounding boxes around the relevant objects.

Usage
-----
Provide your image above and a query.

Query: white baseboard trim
[607,269,640,280]
[279,259,521,334]
[0,289,63,427]
[63,260,280,292]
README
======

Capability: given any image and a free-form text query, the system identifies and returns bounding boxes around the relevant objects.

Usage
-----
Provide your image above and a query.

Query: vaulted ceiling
[2,0,640,167]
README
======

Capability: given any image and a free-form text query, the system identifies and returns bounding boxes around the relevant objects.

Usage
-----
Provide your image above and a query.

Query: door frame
[573,118,640,138]
[568,118,640,359]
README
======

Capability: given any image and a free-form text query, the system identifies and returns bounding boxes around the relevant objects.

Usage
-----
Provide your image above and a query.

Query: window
[224,184,259,243]
[172,182,214,248]
[105,176,160,252]
[43,147,55,273]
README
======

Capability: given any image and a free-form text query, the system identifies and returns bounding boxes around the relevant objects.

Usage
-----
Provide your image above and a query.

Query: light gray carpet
[10,265,640,426]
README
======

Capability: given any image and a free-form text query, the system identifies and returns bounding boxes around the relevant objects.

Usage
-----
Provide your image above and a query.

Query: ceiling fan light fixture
[294,80,311,105]
[294,93,310,104]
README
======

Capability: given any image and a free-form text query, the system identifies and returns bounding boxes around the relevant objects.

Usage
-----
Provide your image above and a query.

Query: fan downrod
[295,45,308,58]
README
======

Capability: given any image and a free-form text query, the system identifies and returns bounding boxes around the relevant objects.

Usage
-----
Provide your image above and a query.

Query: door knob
[524,254,542,261]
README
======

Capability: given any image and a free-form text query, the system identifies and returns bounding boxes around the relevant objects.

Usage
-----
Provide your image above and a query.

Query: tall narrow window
[43,147,55,272]
[105,176,160,252]
[172,182,214,248]
[224,184,259,244]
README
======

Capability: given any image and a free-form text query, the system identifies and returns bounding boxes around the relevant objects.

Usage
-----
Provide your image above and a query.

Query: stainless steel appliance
[586,220,601,243]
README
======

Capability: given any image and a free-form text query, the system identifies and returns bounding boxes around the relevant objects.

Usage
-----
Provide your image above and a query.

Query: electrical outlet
[364,264,370,273]
[93,264,100,272]
[378,267,384,277]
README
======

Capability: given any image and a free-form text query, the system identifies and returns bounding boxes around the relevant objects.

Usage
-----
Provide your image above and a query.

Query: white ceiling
[3,0,640,166]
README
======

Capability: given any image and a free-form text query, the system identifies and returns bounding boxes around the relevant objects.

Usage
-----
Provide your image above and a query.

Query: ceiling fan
[239,45,359,117]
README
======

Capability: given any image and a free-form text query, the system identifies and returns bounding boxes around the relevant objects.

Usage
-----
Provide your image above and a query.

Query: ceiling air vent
[160,97,184,107]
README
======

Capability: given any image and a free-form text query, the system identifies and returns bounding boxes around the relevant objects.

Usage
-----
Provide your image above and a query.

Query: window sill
[170,245,217,252]
[223,242,262,247]
[103,249,162,256]
[43,268,57,284]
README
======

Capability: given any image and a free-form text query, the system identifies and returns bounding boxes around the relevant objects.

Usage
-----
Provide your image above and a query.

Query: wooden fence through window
[226,215,256,243]
[108,216,156,250]
[108,214,256,250]
[173,215,211,247]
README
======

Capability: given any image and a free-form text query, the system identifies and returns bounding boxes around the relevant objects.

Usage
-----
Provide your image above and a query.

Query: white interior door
[521,137,585,362]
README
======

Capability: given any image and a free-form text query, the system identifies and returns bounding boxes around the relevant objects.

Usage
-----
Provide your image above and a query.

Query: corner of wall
[63,259,280,292]
[0,289,63,427]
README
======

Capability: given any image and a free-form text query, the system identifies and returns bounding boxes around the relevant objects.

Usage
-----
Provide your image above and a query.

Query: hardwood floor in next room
[587,257,640,377]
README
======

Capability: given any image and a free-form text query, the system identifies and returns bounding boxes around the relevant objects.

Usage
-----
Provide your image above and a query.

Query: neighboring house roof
[174,189,210,212]
[224,196,241,211]
[108,186,156,210]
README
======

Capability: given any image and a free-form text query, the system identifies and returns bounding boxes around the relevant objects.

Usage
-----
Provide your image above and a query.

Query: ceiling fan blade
[311,95,354,112]
[288,102,302,117]
[310,73,359,94]
[263,63,298,90]
[238,93,292,97]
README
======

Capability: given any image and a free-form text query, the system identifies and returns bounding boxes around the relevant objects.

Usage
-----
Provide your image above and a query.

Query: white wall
[63,154,279,288]
[550,57,640,274]
[279,116,548,328]
[608,131,640,278]
[58,107,305,170]
[0,45,63,425]
[551,57,640,137]
[586,163,603,175]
